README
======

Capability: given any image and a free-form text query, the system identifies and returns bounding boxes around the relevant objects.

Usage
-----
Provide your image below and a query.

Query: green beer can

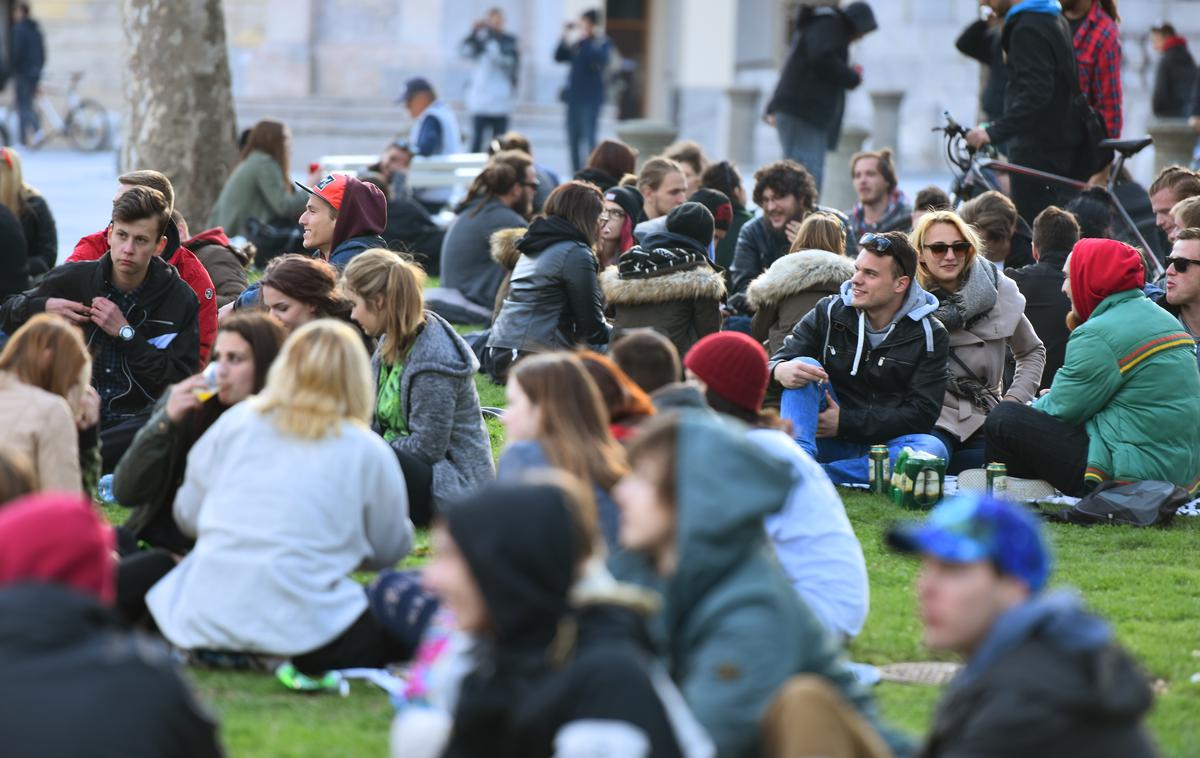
[868,445,890,495]
[986,462,1007,496]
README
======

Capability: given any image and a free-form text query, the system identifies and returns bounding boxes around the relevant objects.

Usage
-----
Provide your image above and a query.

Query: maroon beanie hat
[684,331,769,412]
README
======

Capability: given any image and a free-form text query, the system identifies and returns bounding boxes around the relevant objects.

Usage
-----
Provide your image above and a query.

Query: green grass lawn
[138,364,1198,755]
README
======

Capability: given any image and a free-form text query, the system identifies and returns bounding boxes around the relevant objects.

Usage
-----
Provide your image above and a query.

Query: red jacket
[69,227,217,364]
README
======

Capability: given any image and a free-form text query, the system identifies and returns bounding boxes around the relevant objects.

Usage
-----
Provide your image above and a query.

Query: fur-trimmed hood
[746,249,855,309]
[600,264,726,306]
[489,227,527,271]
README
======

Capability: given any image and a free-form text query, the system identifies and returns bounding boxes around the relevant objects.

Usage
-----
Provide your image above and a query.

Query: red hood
[331,176,387,251]
[184,226,233,249]
[1069,238,1145,322]
[0,493,115,605]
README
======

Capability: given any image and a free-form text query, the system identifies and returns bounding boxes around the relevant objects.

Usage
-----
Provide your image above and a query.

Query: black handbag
[244,216,304,269]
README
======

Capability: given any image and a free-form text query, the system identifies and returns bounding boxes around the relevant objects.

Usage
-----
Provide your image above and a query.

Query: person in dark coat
[1151,23,1196,118]
[10,3,45,147]
[0,201,28,298]
[1007,205,1077,391]
[966,0,1083,224]
[424,480,687,758]
[0,493,224,758]
[487,181,610,381]
[600,202,725,360]
[890,493,1158,758]
[764,2,877,192]
[554,9,613,172]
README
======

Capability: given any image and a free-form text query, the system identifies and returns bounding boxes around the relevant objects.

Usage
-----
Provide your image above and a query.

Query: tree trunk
[119,0,237,228]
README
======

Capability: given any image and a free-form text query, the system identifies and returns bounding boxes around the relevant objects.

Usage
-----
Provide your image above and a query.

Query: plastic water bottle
[97,473,116,504]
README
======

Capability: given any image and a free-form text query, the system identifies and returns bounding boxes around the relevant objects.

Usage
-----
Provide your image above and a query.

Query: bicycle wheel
[65,99,111,151]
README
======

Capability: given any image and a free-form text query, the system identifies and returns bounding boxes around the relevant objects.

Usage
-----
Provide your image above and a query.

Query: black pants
[116,547,177,626]
[1008,147,1073,226]
[100,409,154,473]
[984,401,1089,496]
[292,609,412,675]
[932,427,986,475]
[394,448,433,528]
[15,74,39,144]
[471,114,509,153]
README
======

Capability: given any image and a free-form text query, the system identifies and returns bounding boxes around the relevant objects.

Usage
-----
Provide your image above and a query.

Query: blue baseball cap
[888,495,1051,592]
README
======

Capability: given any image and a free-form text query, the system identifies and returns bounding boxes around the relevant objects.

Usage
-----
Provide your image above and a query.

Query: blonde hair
[1171,195,1200,231]
[341,248,427,364]
[252,319,373,439]
[910,209,983,291]
[0,147,29,218]
[0,313,91,412]
[788,211,845,255]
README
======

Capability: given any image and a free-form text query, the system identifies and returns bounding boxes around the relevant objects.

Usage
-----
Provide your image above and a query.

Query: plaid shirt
[1073,1,1122,138]
[95,282,146,424]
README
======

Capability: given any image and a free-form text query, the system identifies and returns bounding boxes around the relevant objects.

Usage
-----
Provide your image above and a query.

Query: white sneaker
[956,468,1056,501]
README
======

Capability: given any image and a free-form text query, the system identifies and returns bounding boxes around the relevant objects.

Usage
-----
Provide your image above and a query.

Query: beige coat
[746,249,855,354]
[937,272,1046,442]
[0,372,81,492]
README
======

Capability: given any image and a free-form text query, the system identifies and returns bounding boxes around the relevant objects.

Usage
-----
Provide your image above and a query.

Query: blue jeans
[15,74,39,145]
[775,112,829,194]
[566,100,601,172]
[779,358,948,486]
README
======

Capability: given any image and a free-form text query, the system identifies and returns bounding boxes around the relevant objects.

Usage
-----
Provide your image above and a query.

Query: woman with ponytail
[343,249,494,527]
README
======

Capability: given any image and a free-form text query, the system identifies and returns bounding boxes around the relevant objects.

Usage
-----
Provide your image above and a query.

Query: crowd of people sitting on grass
[0,99,1194,755]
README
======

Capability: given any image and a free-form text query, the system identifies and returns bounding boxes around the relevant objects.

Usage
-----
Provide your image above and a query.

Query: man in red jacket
[67,170,217,364]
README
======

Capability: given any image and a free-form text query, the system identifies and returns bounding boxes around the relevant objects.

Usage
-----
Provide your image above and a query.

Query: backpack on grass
[1048,480,1187,527]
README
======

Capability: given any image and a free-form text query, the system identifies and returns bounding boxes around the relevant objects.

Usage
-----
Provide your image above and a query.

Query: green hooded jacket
[653,412,908,758]
[1034,290,1200,492]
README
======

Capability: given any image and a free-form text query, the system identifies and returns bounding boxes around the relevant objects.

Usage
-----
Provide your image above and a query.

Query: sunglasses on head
[924,241,972,256]
[1167,255,1200,273]
[860,233,914,278]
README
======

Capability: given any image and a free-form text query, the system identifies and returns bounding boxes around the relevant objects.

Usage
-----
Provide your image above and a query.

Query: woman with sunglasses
[911,210,1045,473]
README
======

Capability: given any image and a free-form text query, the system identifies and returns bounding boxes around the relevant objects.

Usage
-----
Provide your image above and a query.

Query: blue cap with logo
[888,494,1051,592]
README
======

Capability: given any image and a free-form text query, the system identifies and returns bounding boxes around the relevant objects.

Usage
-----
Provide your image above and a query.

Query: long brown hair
[260,254,352,321]
[789,211,846,255]
[578,350,655,426]
[510,352,628,491]
[0,313,91,407]
[542,181,604,248]
[586,139,637,181]
[240,119,291,189]
[218,312,288,394]
[342,248,427,363]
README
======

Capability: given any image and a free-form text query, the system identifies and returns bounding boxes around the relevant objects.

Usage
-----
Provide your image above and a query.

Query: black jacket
[0,253,200,419]
[769,286,949,443]
[1007,257,1070,391]
[488,216,610,352]
[11,18,44,79]
[766,6,873,144]
[20,192,56,277]
[0,202,28,298]
[0,584,223,758]
[381,197,445,277]
[956,19,1009,123]
[919,593,1156,758]
[985,10,1081,153]
[1153,43,1196,118]
[729,209,857,309]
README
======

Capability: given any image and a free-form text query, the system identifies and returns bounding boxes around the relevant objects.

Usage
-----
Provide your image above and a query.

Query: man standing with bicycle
[965,0,1082,225]
[11,2,45,148]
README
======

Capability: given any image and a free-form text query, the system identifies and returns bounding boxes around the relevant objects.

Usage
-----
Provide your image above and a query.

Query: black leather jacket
[488,216,610,352]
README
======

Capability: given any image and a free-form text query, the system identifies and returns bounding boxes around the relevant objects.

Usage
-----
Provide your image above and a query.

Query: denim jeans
[566,100,601,172]
[931,428,986,475]
[470,114,510,153]
[15,74,39,145]
[779,358,948,485]
[775,112,829,194]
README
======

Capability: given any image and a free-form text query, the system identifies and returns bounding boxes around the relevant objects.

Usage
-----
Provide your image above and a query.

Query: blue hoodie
[1006,0,1063,19]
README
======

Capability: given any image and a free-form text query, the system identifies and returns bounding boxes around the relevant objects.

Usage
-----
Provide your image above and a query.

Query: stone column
[727,86,761,169]
[870,90,904,152]
[1147,119,1196,175]
[823,125,870,213]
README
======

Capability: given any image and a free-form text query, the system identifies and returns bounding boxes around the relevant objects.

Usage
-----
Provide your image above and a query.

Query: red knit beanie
[1069,238,1145,322]
[684,331,769,412]
[0,493,115,604]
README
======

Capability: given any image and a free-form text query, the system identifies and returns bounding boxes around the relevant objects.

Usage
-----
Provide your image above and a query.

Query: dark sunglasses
[924,241,973,256]
[1167,255,1200,273]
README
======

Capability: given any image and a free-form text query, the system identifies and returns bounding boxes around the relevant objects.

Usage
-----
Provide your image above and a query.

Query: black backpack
[1048,480,1188,527]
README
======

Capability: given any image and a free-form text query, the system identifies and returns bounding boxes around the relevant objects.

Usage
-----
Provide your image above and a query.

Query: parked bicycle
[0,71,111,152]
[935,111,1164,281]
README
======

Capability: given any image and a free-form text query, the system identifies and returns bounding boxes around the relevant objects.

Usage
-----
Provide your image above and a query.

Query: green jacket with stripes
[1035,289,1200,493]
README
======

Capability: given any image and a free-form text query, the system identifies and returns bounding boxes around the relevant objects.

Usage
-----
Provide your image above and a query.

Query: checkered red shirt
[1073,1,1123,138]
